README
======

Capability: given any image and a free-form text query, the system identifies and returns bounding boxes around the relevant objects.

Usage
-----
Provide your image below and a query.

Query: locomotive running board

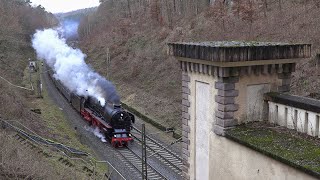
[84,108,112,129]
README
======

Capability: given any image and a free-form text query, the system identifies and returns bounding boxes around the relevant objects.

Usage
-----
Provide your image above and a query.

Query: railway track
[2,120,176,179]
[115,147,167,180]
[131,126,183,177]
[43,63,178,179]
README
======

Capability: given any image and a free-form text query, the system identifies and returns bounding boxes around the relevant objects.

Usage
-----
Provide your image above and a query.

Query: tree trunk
[127,0,132,18]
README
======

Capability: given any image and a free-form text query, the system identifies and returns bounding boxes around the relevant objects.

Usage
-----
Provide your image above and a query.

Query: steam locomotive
[46,64,135,147]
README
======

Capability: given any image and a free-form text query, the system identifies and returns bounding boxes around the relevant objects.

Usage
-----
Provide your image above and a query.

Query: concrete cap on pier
[168,41,311,67]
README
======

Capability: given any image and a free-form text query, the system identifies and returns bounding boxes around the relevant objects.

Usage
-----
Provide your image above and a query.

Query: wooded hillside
[55,7,98,22]
[0,0,56,119]
[0,1,86,178]
[79,0,320,133]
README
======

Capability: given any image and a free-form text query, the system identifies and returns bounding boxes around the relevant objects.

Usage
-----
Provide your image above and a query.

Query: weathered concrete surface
[188,73,217,180]
[170,41,314,180]
[234,73,281,123]
[195,81,210,180]
[268,101,320,137]
[185,71,317,180]
[168,41,311,62]
[209,134,318,180]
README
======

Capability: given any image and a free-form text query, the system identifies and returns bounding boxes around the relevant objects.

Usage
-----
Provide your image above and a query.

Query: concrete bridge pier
[168,41,313,180]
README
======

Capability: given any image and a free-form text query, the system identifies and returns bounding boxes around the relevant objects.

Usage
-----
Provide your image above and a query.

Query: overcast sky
[31,0,100,13]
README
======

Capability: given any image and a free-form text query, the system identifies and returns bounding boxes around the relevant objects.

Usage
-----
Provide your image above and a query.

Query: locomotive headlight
[129,134,131,137]
[114,135,116,137]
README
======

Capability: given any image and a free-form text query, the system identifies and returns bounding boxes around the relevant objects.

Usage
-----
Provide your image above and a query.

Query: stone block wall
[181,72,191,180]
[169,41,312,180]
[214,77,239,136]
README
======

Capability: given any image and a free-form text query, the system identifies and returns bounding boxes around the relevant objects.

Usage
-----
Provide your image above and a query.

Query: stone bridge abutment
[168,41,317,180]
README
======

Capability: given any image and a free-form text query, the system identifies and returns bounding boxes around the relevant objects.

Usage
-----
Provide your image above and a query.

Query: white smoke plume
[58,20,79,40]
[84,126,107,143]
[32,28,120,106]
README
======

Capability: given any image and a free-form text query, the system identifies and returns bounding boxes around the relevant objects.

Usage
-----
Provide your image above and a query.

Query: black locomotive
[46,64,135,147]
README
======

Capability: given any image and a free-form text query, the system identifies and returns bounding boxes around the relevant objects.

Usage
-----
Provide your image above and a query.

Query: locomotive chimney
[114,104,121,109]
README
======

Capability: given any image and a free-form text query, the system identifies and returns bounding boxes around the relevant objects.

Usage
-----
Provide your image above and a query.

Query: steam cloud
[58,20,79,40]
[32,28,120,106]
[84,126,107,143]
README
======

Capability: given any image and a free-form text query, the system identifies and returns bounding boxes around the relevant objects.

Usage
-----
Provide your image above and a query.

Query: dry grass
[0,1,106,178]
[0,130,92,179]
[79,0,320,132]
[0,59,105,180]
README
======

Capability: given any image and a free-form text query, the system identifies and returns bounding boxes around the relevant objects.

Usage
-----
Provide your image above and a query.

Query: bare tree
[126,0,132,18]
[150,0,160,22]
[278,0,282,11]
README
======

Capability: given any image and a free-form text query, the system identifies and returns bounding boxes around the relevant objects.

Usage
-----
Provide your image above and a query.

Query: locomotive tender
[46,64,135,147]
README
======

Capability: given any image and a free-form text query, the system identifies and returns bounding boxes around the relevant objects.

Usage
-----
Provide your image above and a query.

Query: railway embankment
[0,119,99,178]
[9,61,109,178]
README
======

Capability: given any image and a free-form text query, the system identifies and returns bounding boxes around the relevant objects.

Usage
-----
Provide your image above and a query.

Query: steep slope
[0,0,56,121]
[79,0,320,133]
[0,1,95,178]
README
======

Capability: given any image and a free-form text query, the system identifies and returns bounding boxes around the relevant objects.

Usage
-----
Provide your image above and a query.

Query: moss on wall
[226,123,320,178]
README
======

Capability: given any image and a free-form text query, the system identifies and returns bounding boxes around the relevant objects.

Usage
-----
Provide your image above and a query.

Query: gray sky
[31,0,100,13]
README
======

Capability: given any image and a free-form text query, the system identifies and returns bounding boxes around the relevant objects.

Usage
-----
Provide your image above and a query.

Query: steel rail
[131,133,182,175]
[3,119,132,179]
[132,126,183,174]
[42,64,168,179]
[132,126,182,161]
[117,146,167,180]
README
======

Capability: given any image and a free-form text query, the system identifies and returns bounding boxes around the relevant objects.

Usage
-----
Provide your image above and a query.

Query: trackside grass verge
[21,62,107,177]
